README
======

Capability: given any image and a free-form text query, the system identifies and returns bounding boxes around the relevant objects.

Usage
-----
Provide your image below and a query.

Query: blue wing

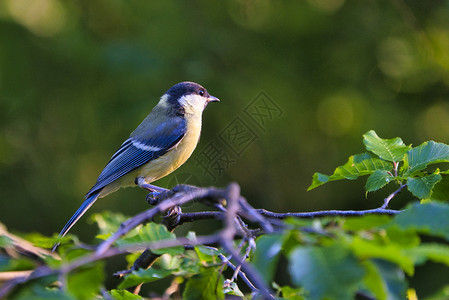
[85,116,187,198]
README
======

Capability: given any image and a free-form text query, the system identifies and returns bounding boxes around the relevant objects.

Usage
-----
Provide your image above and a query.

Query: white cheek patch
[179,94,207,113]
[132,139,163,152]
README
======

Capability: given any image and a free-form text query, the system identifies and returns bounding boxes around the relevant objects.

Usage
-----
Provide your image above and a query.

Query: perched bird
[54,82,219,249]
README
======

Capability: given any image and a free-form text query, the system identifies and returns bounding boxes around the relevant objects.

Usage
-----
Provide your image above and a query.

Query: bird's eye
[198,89,205,96]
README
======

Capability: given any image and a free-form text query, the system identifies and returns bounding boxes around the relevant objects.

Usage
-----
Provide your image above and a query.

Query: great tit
[54,81,219,248]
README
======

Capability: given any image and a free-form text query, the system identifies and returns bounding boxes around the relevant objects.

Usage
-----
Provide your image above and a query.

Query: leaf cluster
[2,131,449,299]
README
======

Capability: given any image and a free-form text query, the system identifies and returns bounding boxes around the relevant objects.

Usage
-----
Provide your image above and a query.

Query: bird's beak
[207,95,220,103]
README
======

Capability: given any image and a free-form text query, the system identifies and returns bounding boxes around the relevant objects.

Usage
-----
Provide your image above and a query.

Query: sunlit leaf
[404,244,449,266]
[117,223,184,255]
[403,141,449,175]
[288,243,364,300]
[91,211,132,240]
[343,215,392,231]
[223,281,246,299]
[194,245,220,264]
[272,282,306,300]
[365,170,394,192]
[118,268,173,289]
[406,173,442,199]
[363,130,411,162]
[308,152,393,190]
[183,267,224,300]
[109,289,143,300]
[350,237,414,275]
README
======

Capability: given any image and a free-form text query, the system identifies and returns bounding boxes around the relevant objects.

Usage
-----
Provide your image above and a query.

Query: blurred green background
[1,0,449,296]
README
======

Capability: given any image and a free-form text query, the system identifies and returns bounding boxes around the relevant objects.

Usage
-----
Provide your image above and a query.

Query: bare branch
[257,207,401,218]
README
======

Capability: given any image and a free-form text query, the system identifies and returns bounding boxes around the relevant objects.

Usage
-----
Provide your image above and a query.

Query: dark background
[1,0,449,296]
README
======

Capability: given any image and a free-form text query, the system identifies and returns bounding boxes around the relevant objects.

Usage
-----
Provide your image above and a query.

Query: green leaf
[67,262,104,300]
[0,235,14,248]
[10,278,74,300]
[109,289,143,300]
[288,243,365,300]
[223,281,246,299]
[427,175,449,201]
[252,234,285,284]
[404,244,449,266]
[365,170,394,192]
[272,282,306,300]
[370,259,407,300]
[308,152,392,190]
[117,223,184,255]
[350,236,414,275]
[426,285,449,300]
[91,211,130,240]
[361,261,387,300]
[406,173,442,199]
[363,130,411,162]
[393,202,449,241]
[118,268,173,289]
[343,215,392,231]
[183,267,224,300]
[403,141,449,175]
[194,245,220,264]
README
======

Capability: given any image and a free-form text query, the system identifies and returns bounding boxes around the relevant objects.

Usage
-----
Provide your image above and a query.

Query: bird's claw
[146,192,161,205]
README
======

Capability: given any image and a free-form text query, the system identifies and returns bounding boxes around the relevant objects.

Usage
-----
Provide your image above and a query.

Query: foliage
[309,130,449,203]
[2,131,449,299]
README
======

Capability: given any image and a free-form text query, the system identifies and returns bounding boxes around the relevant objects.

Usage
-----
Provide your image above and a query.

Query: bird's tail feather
[52,190,101,251]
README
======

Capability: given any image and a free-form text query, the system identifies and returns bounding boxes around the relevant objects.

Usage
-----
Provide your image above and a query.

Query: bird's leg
[135,177,168,193]
[135,177,170,204]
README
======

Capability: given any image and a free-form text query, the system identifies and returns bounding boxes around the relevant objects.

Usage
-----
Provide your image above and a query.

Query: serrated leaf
[365,170,394,192]
[393,202,449,241]
[109,289,143,300]
[118,268,172,289]
[406,173,442,199]
[117,223,184,255]
[403,141,449,175]
[252,234,285,284]
[183,268,224,300]
[288,244,365,300]
[363,130,411,162]
[308,152,393,190]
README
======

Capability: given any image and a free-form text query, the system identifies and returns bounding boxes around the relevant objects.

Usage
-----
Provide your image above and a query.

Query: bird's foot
[162,206,182,231]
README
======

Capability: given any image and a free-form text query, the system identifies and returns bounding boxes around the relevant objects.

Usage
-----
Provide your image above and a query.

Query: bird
[53,81,219,250]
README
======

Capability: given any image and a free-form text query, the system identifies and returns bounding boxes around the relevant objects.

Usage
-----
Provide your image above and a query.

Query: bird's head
[159,82,219,116]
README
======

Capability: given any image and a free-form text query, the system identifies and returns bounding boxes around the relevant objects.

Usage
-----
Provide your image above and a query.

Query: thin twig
[381,184,406,209]
[257,207,400,219]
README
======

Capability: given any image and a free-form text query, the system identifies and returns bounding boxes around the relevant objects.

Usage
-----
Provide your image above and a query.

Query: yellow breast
[99,115,202,197]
